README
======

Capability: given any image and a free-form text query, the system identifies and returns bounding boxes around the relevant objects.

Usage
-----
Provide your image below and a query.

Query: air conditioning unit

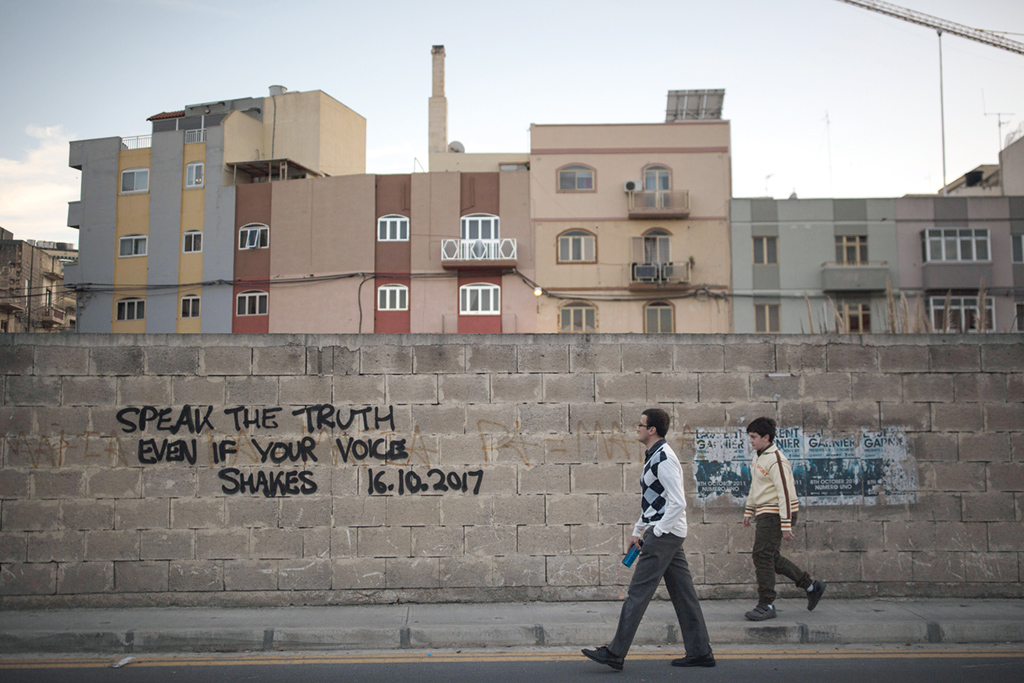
[624,180,640,192]
[633,264,660,281]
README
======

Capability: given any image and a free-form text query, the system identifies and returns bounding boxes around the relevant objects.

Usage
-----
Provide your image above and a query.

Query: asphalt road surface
[3,647,1024,683]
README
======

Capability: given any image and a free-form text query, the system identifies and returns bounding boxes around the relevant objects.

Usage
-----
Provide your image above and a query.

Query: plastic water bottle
[622,543,642,568]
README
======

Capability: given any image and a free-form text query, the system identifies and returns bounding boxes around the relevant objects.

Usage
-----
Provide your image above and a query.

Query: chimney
[428,45,448,158]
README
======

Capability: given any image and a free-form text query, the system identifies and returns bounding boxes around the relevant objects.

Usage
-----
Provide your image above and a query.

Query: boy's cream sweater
[744,443,800,532]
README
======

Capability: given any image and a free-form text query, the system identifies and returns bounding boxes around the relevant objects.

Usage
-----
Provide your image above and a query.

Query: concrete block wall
[1,334,1022,607]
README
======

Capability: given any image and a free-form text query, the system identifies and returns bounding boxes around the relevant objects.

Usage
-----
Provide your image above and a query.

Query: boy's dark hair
[746,416,776,443]
[642,408,670,438]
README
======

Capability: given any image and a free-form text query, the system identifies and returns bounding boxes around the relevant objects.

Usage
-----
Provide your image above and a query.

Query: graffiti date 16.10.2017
[367,468,483,496]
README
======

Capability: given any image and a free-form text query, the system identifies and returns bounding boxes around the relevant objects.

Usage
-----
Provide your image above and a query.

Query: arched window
[378,215,409,242]
[116,298,145,321]
[461,214,499,241]
[560,302,597,333]
[236,290,268,316]
[642,229,671,263]
[118,235,147,257]
[460,283,500,315]
[557,229,596,263]
[181,295,200,318]
[239,223,269,250]
[183,230,202,253]
[645,302,673,334]
[557,164,595,191]
[377,284,409,311]
[643,165,671,191]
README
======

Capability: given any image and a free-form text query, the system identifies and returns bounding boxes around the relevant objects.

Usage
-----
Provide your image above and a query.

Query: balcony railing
[630,261,690,285]
[184,128,207,144]
[40,306,67,325]
[820,262,890,291]
[120,135,152,150]
[628,190,690,218]
[441,238,517,262]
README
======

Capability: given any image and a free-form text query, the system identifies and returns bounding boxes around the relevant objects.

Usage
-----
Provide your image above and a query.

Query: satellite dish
[448,141,465,153]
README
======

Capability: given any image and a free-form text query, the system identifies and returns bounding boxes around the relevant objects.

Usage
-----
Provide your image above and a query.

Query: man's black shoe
[582,646,624,671]
[744,602,777,621]
[807,579,827,611]
[671,652,716,667]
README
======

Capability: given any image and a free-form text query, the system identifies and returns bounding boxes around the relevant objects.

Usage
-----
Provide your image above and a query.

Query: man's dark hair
[642,408,670,438]
[746,416,776,443]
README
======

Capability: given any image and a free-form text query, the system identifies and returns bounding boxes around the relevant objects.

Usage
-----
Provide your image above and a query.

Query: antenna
[982,90,1015,155]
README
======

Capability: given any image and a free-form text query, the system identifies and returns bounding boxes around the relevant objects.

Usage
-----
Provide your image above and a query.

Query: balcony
[67,201,81,229]
[921,261,993,291]
[184,128,207,144]
[821,262,890,292]
[441,238,517,270]
[628,190,690,219]
[120,135,152,150]
[39,306,68,327]
[629,261,690,289]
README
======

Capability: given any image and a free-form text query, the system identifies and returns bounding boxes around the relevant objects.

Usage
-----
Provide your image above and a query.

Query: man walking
[582,408,715,671]
[743,417,826,621]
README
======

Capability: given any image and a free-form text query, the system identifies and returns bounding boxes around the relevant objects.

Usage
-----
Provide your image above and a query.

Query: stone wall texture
[1,333,1022,607]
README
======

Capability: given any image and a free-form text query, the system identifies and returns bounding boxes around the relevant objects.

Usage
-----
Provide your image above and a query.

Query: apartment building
[0,229,76,333]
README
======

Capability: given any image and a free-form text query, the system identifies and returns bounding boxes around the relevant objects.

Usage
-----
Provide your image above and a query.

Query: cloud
[0,126,80,245]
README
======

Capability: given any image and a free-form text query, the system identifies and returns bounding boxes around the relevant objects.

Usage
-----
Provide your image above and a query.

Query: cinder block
[331,346,359,376]
[142,468,196,498]
[986,402,1024,432]
[279,558,332,590]
[685,522,730,554]
[223,559,278,590]
[333,374,386,405]
[86,530,140,561]
[303,527,331,558]
[852,374,902,402]
[569,524,619,556]
[962,492,1015,522]
[929,345,980,372]
[723,402,777,428]
[141,529,194,560]
[197,529,249,559]
[922,462,986,491]
[776,343,826,373]
[494,555,546,586]
[411,525,464,556]
[829,402,880,430]
[881,403,930,430]
[90,347,144,376]
[547,555,600,586]
[385,557,439,588]
[440,556,494,587]
[384,494,440,526]
[883,521,936,551]
[6,376,60,406]
[386,374,438,405]
[675,344,725,372]
[802,373,851,401]
[34,406,90,436]
[519,464,570,494]
[253,346,305,376]
[988,463,1024,492]
[280,497,332,528]
[200,347,251,376]
[594,374,645,404]
[910,432,958,462]
[114,560,168,592]
[599,494,638,525]
[545,494,598,525]
[410,404,466,436]
[519,345,569,373]
[115,499,169,530]
[146,347,199,375]
[360,346,413,374]
[964,552,1019,582]
[306,346,332,377]
[252,527,304,559]
[332,495,384,527]
[86,470,141,501]
[699,374,749,402]
[62,377,117,406]
[0,470,30,498]
[827,344,878,372]
[622,345,672,373]
[931,403,983,432]
[27,531,85,562]
[904,374,954,403]
[988,521,1024,551]
[981,344,1024,372]
[169,561,223,591]
[57,561,113,593]
[440,496,493,525]
[518,403,567,434]
[878,345,930,373]
[752,374,800,401]
[118,376,172,405]
[959,433,1010,462]
[331,557,385,589]
[0,345,34,375]
[571,345,622,373]
[571,464,624,494]
[358,526,411,557]
[702,552,751,584]
[674,403,727,432]
[934,522,987,551]
[439,375,490,404]
[490,373,542,403]
[465,525,517,556]
[954,374,1008,403]
[543,373,595,403]
[224,376,279,406]
[648,373,699,403]
[466,345,517,374]
[414,345,465,374]
[278,375,333,405]
[804,549,862,582]
[32,470,85,499]
[170,498,225,529]
[724,344,775,372]
[568,403,624,434]
[517,525,571,555]
[490,495,545,525]
[3,500,60,531]
[0,562,56,595]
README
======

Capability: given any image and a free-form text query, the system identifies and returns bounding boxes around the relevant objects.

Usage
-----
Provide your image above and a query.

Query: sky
[1,0,1023,246]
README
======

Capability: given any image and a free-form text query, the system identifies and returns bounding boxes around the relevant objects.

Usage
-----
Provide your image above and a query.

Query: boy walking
[743,417,826,621]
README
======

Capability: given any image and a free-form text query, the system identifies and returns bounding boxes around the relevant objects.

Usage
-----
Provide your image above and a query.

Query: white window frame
[236,290,268,316]
[183,230,202,254]
[118,235,147,257]
[460,283,500,315]
[1012,234,1023,264]
[923,228,990,262]
[929,296,995,332]
[239,223,269,250]
[120,168,149,194]
[116,298,145,321]
[558,230,596,263]
[558,165,595,191]
[460,214,500,241]
[185,162,204,188]
[377,215,409,242]
[377,284,409,311]
[560,303,596,332]
[180,295,200,318]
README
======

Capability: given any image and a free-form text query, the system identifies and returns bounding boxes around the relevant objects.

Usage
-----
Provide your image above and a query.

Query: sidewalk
[2,599,1022,655]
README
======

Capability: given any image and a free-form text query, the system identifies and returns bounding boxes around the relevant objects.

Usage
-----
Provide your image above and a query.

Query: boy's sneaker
[744,603,777,621]
[807,580,827,611]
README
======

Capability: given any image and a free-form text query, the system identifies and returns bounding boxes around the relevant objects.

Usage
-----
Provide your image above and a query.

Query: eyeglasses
[637,423,652,429]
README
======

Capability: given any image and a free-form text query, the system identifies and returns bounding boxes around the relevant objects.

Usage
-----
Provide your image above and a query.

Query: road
[3,647,1024,683]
